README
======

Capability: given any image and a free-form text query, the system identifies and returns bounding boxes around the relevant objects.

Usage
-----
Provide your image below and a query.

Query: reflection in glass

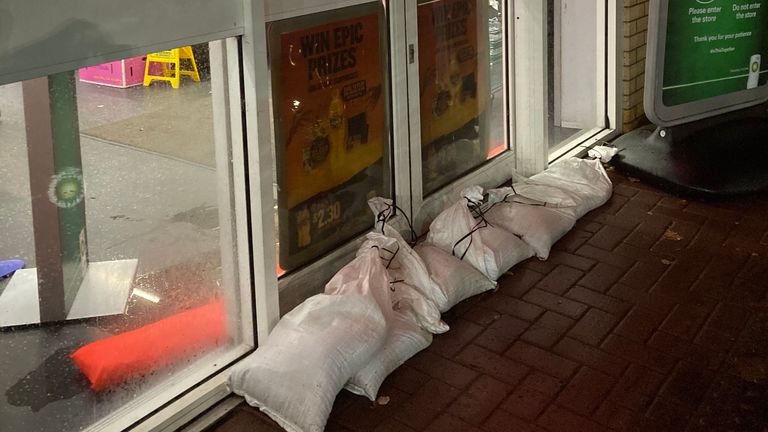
[418,0,508,195]
[0,40,248,431]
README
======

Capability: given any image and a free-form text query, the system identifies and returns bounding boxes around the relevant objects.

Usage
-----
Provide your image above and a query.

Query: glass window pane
[0,82,34,268]
[0,39,250,431]
[547,0,602,151]
[418,0,508,195]
[268,2,392,273]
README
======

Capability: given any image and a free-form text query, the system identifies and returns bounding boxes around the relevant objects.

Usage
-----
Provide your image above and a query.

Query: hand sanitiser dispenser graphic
[747,54,761,89]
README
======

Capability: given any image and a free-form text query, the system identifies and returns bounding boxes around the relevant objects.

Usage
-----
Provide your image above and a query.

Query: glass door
[417,0,506,194]
[510,0,619,171]
[263,0,396,312]
[401,0,517,231]
[547,0,609,157]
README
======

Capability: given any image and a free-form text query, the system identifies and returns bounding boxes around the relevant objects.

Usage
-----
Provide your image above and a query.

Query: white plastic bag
[345,296,432,401]
[425,186,535,281]
[359,233,448,334]
[229,248,391,432]
[587,145,619,163]
[413,243,497,312]
[485,187,576,260]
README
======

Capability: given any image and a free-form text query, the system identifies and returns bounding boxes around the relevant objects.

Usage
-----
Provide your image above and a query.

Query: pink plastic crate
[79,56,146,88]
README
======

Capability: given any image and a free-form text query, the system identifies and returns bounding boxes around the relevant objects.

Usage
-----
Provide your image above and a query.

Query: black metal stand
[612,103,768,198]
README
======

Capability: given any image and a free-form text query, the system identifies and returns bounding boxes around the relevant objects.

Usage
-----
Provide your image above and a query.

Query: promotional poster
[663,0,768,105]
[269,9,388,270]
[418,0,490,193]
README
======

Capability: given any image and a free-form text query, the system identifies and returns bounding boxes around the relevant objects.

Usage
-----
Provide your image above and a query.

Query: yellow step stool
[143,46,200,89]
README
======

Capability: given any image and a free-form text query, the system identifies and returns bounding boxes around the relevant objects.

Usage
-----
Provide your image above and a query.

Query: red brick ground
[209,169,768,432]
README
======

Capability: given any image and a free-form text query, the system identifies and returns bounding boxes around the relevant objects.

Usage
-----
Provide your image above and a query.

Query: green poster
[663,0,768,105]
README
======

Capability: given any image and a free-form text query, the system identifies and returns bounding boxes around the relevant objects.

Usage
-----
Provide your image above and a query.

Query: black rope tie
[501,188,549,207]
[452,196,494,260]
[388,278,405,292]
[371,241,405,292]
[370,243,401,270]
[452,217,490,260]
[375,210,391,236]
[375,202,418,246]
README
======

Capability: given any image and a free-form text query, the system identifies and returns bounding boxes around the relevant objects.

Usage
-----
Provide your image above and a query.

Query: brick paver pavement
[210,169,768,432]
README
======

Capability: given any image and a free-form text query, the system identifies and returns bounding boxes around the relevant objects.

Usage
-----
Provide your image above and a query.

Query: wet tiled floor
[209,170,768,432]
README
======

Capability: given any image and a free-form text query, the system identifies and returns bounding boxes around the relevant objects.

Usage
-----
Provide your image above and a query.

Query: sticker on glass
[48,167,85,208]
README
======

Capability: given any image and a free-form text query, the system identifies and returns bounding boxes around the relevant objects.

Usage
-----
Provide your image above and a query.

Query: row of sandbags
[229,157,612,432]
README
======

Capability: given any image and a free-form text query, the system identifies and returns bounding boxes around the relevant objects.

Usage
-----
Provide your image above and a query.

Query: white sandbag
[424,186,486,270]
[478,225,536,279]
[229,248,391,432]
[359,233,448,334]
[522,157,612,219]
[485,204,574,260]
[425,186,535,281]
[484,187,576,260]
[390,282,448,334]
[324,243,396,312]
[345,298,432,401]
[367,198,450,310]
[489,182,580,209]
[413,243,497,312]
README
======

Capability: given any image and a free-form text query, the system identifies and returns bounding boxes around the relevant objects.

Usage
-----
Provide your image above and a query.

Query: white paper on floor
[587,145,619,163]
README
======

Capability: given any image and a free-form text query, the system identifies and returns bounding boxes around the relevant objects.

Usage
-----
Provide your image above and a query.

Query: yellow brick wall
[623,0,649,131]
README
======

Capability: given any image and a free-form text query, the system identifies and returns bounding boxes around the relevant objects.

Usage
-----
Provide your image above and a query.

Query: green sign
[663,0,768,105]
